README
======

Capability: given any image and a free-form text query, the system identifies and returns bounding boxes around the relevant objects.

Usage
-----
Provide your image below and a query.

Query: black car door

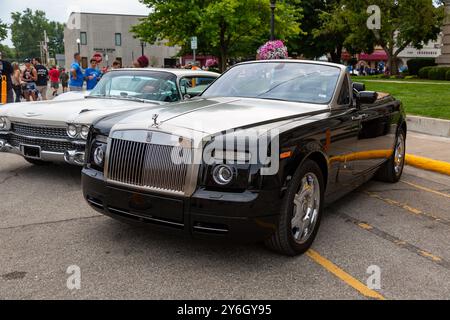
[325,75,364,198]
[353,96,398,174]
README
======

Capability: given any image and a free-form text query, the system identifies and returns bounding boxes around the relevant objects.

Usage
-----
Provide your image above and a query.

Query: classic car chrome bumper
[0,134,85,165]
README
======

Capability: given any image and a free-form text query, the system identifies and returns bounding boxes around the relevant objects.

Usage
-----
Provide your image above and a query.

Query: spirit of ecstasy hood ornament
[152,114,160,127]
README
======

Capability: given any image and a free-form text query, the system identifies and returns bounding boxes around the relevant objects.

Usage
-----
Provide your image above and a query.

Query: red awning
[359,50,388,61]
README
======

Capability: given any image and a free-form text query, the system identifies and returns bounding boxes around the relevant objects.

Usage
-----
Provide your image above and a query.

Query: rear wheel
[375,129,406,183]
[265,160,324,256]
[25,158,50,166]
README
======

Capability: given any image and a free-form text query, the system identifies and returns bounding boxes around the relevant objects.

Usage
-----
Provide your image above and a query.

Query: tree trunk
[218,20,228,73]
[386,48,399,76]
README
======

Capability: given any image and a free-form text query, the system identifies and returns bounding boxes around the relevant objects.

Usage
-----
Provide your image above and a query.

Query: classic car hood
[110,97,329,136]
[1,97,160,126]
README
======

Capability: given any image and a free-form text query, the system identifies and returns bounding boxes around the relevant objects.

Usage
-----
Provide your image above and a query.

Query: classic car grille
[107,138,191,194]
[11,123,68,139]
[8,135,81,152]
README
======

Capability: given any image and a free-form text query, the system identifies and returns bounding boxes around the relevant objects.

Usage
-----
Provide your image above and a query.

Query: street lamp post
[76,38,81,54]
[270,0,276,41]
[140,41,146,56]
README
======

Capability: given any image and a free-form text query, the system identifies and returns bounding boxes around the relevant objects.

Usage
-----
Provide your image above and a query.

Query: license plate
[20,144,41,159]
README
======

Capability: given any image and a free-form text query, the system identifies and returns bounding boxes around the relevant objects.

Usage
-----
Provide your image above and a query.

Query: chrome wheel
[291,173,321,244]
[394,133,405,175]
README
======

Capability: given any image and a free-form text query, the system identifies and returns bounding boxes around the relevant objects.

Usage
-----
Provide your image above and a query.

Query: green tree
[10,9,65,60]
[0,44,16,60]
[132,0,302,71]
[0,19,7,42]
[343,0,445,74]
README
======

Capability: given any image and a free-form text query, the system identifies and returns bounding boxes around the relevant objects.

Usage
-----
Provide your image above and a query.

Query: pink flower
[257,40,288,60]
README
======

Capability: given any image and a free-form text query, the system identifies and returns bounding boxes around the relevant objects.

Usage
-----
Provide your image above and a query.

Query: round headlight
[67,124,78,138]
[0,117,7,130]
[93,145,105,166]
[212,165,234,186]
[80,125,90,139]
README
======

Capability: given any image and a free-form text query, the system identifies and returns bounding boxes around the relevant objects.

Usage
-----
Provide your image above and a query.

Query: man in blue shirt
[84,58,101,91]
[69,53,84,91]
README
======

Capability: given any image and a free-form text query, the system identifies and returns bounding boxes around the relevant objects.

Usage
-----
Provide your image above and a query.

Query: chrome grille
[8,135,83,152]
[11,123,68,139]
[107,138,191,194]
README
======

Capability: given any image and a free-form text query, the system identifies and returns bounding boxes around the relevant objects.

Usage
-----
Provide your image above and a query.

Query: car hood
[0,97,162,126]
[109,97,329,139]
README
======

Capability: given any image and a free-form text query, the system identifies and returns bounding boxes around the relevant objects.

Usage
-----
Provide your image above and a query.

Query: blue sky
[1,0,149,46]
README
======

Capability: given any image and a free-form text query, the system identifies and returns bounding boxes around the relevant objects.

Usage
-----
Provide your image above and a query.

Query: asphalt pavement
[0,134,449,299]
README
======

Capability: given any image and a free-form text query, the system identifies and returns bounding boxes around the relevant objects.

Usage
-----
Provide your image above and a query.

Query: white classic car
[0,68,219,165]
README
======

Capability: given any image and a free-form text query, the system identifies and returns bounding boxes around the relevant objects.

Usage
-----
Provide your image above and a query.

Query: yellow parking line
[405,154,450,176]
[306,249,386,300]
[363,191,450,226]
[400,180,450,199]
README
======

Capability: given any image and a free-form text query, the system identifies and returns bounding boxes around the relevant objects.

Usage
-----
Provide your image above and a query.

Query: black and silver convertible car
[82,60,406,256]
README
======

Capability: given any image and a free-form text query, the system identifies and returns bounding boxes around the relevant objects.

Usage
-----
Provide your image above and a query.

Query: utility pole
[270,0,276,41]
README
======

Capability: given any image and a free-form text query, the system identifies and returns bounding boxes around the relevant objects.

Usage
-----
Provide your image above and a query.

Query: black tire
[265,159,325,256]
[25,158,50,166]
[375,129,406,183]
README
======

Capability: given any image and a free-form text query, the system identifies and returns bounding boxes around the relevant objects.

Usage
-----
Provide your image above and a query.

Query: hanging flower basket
[205,58,219,68]
[257,40,289,60]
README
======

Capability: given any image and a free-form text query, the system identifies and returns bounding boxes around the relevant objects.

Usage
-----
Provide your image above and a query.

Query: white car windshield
[89,70,180,102]
[202,62,341,104]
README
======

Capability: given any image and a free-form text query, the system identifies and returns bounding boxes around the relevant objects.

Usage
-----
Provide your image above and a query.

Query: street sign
[191,37,198,50]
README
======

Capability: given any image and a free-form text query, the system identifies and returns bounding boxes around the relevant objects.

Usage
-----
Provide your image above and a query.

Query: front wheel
[265,159,324,256]
[375,129,406,183]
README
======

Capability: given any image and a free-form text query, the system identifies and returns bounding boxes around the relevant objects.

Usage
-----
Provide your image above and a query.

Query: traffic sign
[191,37,198,50]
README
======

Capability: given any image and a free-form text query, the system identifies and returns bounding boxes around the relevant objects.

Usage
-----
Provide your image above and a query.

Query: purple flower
[257,40,288,60]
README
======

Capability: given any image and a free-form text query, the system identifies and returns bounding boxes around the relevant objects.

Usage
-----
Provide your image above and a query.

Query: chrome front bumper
[0,135,85,166]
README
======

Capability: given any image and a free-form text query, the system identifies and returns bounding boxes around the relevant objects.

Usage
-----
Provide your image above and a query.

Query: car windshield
[89,70,180,102]
[202,62,341,104]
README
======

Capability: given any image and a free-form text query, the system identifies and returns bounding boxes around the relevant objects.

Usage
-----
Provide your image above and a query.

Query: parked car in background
[0,68,219,165]
[81,60,406,256]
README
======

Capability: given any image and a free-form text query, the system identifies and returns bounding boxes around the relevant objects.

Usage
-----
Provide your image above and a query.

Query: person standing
[0,51,14,104]
[33,57,49,100]
[48,66,60,97]
[133,55,149,68]
[69,53,84,91]
[11,62,22,102]
[21,58,38,101]
[84,59,101,91]
[60,69,69,93]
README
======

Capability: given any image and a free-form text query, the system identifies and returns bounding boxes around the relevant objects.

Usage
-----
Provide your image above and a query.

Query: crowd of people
[1,51,209,105]
[1,51,71,104]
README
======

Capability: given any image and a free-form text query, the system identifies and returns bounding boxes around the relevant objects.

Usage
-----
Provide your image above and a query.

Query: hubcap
[291,173,321,244]
[394,134,405,175]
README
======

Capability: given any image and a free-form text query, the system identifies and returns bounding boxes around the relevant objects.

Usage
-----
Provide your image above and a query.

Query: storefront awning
[359,50,388,61]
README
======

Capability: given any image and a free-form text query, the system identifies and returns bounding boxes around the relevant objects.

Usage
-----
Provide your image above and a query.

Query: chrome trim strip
[9,131,85,144]
[107,207,185,227]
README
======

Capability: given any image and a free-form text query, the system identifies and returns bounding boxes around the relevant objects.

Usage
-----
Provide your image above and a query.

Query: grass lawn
[352,77,450,120]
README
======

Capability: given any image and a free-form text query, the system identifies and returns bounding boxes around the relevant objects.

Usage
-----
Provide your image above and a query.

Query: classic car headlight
[67,124,78,138]
[67,124,90,139]
[80,125,90,140]
[0,117,8,130]
[212,164,235,186]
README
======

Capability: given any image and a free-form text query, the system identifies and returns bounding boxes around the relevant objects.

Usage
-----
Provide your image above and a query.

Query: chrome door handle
[352,114,369,121]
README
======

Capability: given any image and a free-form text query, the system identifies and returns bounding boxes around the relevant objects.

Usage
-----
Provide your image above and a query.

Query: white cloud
[1,0,149,46]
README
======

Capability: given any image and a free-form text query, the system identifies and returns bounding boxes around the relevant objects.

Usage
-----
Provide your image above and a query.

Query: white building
[63,12,180,70]
[397,34,442,66]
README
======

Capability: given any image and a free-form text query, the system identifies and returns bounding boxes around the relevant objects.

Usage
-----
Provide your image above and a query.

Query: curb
[406,154,450,176]
[407,116,450,138]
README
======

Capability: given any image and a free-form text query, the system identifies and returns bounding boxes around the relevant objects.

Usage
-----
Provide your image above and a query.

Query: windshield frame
[88,70,182,103]
[200,60,345,107]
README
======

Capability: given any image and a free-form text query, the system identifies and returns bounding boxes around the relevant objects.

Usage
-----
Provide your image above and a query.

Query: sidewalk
[406,132,450,163]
